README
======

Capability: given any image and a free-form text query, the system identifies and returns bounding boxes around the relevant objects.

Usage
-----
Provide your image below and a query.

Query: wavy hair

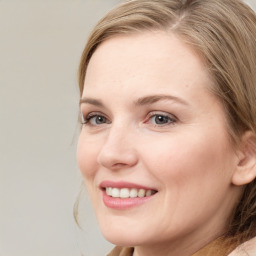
[77,0,256,252]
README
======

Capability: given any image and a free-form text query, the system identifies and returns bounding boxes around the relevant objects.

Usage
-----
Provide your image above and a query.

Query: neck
[133,236,235,256]
[192,236,233,256]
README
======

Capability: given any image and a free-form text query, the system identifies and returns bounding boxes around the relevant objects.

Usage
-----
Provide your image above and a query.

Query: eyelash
[81,112,109,126]
[80,111,177,127]
[146,112,177,126]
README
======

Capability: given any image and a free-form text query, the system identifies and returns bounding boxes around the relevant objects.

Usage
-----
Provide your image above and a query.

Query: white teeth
[146,190,152,196]
[130,188,138,198]
[111,188,120,198]
[106,187,112,196]
[120,188,130,198]
[105,187,156,198]
[138,189,146,197]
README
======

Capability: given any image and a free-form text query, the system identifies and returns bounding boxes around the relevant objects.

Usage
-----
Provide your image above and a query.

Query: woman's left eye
[146,113,177,126]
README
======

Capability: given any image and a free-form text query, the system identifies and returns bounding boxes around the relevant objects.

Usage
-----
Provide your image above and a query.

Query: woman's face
[77,31,242,252]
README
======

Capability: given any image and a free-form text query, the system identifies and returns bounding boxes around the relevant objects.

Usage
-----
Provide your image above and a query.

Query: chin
[98,218,147,247]
[101,229,137,247]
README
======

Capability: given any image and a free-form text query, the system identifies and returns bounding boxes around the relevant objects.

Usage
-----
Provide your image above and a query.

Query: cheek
[77,132,99,180]
[140,132,234,187]
[140,134,236,227]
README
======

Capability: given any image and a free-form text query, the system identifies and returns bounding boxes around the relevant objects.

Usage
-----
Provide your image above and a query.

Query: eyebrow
[79,94,189,107]
[135,94,189,106]
[79,97,104,107]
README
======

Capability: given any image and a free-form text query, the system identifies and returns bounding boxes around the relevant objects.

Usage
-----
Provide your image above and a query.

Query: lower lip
[102,190,155,210]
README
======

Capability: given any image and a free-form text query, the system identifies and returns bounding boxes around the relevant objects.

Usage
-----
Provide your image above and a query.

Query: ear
[232,131,256,186]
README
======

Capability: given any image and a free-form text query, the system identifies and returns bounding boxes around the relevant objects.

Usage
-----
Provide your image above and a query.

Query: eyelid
[80,111,110,126]
[80,111,86,124]
[80,109,178,127]
[146,111,177,120]
[145,111,178,126]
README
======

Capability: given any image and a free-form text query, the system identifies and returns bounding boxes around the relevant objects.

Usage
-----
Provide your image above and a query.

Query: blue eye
[89,115,108,125]
[153,115,171,124]
[81,113,110,126]
[148,113,176,126]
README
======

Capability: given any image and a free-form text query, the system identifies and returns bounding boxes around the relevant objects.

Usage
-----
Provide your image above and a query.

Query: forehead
[83,31,213,99]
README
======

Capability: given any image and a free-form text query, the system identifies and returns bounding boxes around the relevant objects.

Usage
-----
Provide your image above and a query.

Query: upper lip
[100,180,158,191]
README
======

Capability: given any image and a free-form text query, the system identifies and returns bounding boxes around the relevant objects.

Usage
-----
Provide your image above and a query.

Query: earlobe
[232,131,256,186]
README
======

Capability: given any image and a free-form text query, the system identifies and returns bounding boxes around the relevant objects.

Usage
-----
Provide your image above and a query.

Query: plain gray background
[0,1,121,256]
[1,1,255,256]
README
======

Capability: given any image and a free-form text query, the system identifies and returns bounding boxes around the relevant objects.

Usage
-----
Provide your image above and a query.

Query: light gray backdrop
[0,1,255,256]
[0,1,121,256]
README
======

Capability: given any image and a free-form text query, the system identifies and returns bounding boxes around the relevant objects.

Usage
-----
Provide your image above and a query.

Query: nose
[97,125,138,170]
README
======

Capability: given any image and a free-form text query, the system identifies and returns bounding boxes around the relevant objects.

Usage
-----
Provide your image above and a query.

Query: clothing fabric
[228,236,256,256]
[107,246,133,256]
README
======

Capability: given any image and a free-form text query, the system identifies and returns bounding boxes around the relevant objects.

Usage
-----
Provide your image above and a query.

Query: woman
[76,0,256,255]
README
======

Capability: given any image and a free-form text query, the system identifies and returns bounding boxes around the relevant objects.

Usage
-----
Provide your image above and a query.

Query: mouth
[105,187,157,198]
[99,181,158,209]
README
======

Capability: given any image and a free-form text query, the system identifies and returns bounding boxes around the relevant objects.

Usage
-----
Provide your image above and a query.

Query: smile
[100,181,158,209]
[105,187,157,198]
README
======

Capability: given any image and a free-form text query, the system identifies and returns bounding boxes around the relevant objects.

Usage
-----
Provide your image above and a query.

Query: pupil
[156,115,168,124]
[96,116,105,124]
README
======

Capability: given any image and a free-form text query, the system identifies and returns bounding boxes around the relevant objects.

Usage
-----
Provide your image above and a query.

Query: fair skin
[77,31,244,256]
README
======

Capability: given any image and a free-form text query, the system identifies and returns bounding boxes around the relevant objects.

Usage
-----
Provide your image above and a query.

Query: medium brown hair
[77,0,256,251]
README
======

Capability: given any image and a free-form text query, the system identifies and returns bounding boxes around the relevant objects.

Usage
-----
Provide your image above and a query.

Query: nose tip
[97,142,138,170]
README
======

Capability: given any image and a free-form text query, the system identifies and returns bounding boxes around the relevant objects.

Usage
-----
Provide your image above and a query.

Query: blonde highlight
[77,0,256,250]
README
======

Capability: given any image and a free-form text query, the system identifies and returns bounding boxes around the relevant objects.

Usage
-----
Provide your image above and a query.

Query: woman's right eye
[81,113,110,126]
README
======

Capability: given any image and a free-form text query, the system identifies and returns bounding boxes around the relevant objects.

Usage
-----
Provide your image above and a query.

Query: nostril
[97,147,138,170]
[112,162,130,168]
